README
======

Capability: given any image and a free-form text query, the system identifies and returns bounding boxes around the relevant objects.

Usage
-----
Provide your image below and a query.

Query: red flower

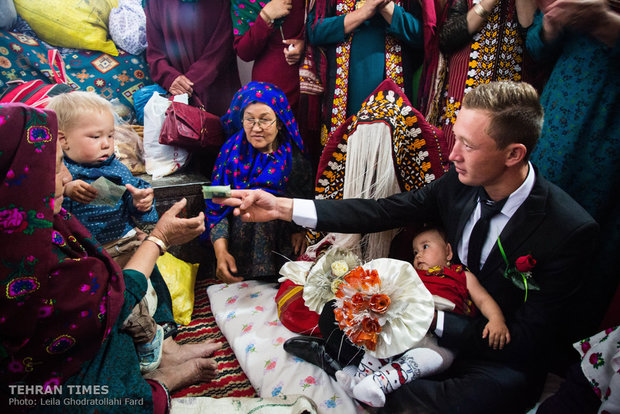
[580,341,591,354]
[515,255,536,272]
[0,208,28,233]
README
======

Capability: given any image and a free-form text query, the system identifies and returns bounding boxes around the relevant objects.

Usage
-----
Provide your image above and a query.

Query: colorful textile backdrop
[0,30,152,120]
[427,0,524,149]
[310,79,449,260]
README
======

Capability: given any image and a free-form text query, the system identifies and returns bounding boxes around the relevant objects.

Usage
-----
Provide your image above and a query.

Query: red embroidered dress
[419,264,477,316]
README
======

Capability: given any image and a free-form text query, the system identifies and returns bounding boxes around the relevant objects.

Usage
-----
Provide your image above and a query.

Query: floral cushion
[207,280,359,413]
[0,30,152,120]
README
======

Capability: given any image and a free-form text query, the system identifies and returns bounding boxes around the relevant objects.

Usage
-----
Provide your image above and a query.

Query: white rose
[331,260,349,278]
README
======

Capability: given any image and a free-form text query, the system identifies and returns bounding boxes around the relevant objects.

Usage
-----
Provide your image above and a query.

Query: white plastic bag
[143,92,190,179]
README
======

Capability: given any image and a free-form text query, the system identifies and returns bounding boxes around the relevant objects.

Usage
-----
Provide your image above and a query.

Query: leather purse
[158,96,224,150]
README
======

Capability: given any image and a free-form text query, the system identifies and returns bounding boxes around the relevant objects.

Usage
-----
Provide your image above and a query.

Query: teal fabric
[32,268,174,413]
[307,3,424,117]
[526,11,620,313]
[0,29,153,121]
[527,12,620,222]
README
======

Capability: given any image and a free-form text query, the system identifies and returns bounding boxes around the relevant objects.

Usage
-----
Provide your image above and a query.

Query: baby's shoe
[138,324,164,374]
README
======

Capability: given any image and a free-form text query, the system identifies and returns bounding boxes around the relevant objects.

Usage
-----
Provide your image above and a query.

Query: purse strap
[47,49,68,84]
[189,94,207,111]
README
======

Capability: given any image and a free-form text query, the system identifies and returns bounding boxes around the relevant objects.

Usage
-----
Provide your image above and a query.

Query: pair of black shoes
[283,336,343,379]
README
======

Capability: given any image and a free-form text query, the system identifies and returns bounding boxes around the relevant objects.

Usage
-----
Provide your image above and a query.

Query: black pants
[319,300,544,414]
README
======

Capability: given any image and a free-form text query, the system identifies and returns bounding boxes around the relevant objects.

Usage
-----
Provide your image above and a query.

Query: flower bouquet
[302,246,362,313]
[332,258,435,358]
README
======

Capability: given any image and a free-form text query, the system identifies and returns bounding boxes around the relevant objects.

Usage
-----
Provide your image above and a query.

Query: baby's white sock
[335,365,358,397]
[354,353,382,382]
[352,347,444,407]
[337,353,387,397]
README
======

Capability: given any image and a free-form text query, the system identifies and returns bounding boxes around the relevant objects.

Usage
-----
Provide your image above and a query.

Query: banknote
[202,185,231,199]
[90,176,127,207]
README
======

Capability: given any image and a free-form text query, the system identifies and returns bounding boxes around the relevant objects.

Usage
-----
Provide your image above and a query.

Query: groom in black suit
[218,81,599,413]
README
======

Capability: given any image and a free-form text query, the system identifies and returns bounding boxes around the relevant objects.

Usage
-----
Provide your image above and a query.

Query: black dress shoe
[283,336,343,379]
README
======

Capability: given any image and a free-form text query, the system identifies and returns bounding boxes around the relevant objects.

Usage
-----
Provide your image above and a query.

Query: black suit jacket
[314,166,599,371]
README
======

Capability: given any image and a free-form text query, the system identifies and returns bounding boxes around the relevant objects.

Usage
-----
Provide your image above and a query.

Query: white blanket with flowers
[206,280,362,414]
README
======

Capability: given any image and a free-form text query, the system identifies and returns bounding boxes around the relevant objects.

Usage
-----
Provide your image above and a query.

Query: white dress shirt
[290,162,536,336]
[457,162,536,270]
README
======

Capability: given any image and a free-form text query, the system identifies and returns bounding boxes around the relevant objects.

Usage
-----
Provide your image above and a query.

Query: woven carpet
[172,278,257,399]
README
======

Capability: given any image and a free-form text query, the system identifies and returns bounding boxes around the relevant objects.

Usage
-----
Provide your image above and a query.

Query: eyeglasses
[243,118,277,129]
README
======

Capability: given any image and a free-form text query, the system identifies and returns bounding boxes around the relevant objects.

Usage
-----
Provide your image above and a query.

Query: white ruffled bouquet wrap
[333,258,435,358]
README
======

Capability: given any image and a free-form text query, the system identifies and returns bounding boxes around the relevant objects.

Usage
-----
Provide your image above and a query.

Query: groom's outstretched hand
[214,189,294,223]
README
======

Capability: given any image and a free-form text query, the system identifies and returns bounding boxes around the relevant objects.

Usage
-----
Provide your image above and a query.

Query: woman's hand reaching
[291,231,307,256]
[124,199,205,275]
[150,198,205,248]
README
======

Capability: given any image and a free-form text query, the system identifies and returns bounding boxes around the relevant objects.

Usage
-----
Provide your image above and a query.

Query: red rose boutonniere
[497,238,540,302]
[515,255,536,273]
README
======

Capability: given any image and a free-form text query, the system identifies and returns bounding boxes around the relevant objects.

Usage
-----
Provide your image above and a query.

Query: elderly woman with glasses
[204,82,314,283]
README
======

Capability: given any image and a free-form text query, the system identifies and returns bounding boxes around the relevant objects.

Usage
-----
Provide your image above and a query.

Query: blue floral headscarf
[205,82,305,232]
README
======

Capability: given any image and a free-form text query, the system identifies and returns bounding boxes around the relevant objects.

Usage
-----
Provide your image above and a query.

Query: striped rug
[172,278,257,398]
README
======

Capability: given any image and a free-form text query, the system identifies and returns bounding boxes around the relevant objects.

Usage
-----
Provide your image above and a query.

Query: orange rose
[369,294,391,314]
[360,269,381,289]
[348,328,363,344]
[361,316,381,334]
[335,285,346,298]
[349,328,378,351]
[344,266,364,289]
[353,329,378,351]
[364,337,378,351]
[334,308,343,323]
[351,292,369,311]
